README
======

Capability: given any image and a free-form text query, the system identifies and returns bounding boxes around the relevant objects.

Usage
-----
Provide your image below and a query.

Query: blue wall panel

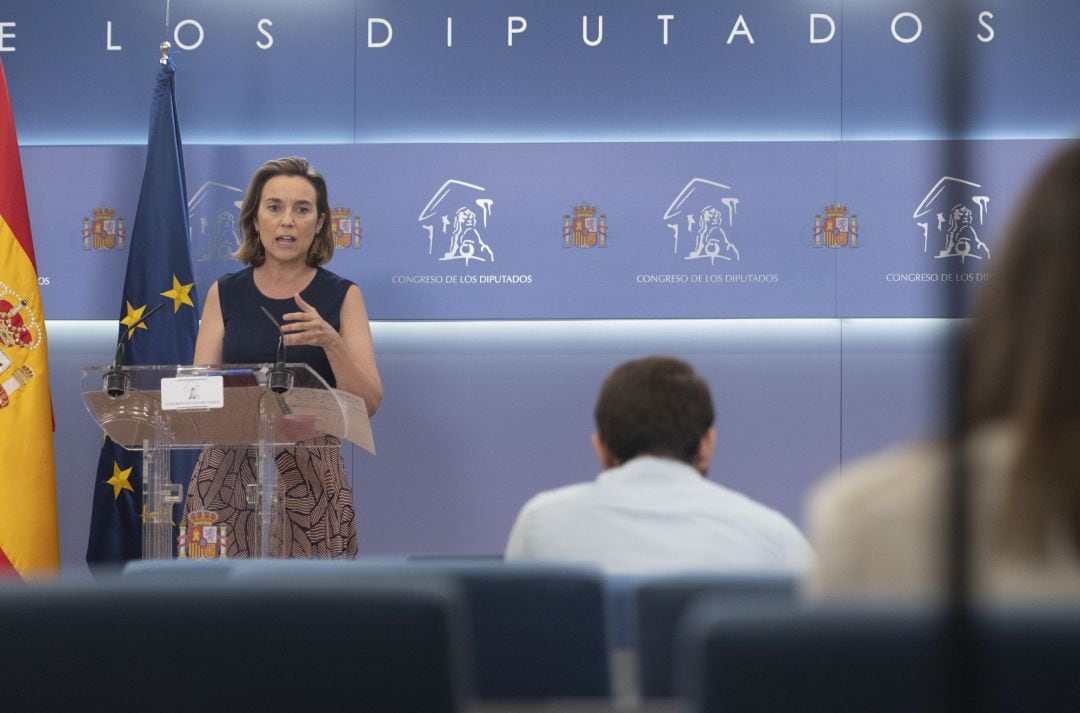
[841,1,1079,139]
[4,0,1077,572]
[24,139,1062,321]
[8,2,1075,144]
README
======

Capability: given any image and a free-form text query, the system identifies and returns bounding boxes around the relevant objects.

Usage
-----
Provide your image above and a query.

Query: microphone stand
[260,305,293,394]
[103,301,166,398]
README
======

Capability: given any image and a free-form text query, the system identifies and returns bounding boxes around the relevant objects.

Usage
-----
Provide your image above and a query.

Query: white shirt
[505,456,812,575]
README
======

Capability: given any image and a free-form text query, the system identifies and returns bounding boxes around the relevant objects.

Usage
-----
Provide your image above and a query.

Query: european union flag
[86,57,199,568]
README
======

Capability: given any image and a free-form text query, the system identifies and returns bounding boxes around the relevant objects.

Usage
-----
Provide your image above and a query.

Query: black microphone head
[268,340,293,393]
[260,305,291,392]
[104,369,131,399]
[267,367,293,394]
[104,335,129,398]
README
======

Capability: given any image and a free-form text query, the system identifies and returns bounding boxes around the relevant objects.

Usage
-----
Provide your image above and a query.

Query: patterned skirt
[182,435,357,559]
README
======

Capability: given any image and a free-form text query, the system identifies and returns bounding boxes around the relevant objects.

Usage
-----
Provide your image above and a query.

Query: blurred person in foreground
[184,156,382,558]
[807,142,1080,600]
[505,356,811,574]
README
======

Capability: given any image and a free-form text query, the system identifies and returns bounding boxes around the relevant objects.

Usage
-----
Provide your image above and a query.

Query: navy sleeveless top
[218,266,353,387]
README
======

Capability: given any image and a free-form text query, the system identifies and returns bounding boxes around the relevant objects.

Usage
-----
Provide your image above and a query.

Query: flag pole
[162,0,172,63]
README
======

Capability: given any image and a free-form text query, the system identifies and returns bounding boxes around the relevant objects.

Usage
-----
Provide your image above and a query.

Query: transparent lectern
[81,363,374,559]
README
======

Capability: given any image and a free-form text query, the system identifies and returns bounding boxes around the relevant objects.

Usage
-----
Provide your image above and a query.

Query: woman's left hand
[281,293,341,349]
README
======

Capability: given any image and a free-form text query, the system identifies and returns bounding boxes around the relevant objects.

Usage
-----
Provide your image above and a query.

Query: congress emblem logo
[662,178,741,264]
[189,181,243,263]
[814,203,859,248]
[81,207,126,251]
[330,206,363,250]
[913,177,991,262]
[563,203,607,248]
[417,179,496,266]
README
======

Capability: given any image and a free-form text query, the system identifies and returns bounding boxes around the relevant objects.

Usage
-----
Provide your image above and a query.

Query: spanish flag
[0,58,59,578]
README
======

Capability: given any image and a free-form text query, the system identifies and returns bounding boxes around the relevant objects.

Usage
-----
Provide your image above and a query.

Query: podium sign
[81,363,374,559]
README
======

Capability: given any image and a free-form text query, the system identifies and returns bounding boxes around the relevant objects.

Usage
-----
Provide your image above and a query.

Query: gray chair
[231,559,612,700]
[977,606,1080,713]
[0,579,465,713]
[606,573,645,649]
[447,561,611,700]
[635,572,797,698]
[677,601,940,713]
[676,602,1080,713]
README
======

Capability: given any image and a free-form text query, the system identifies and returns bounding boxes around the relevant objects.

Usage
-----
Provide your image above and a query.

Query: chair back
[231,559,612,700]
[676,602,997,713]
[678,603,1080,713]
[0,579,465,713]
[979,606,1080,713]
[636,572,797,698]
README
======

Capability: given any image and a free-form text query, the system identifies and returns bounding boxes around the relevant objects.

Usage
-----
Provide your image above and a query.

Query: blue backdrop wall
[3,0,1077,573]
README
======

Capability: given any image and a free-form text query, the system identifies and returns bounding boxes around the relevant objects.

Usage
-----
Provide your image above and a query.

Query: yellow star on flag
[161,274,195,313]
[105,462,135,500]
[120,301,148,340]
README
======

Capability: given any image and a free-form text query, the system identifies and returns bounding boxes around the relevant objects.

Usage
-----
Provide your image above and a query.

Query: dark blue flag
[86,58,199,568]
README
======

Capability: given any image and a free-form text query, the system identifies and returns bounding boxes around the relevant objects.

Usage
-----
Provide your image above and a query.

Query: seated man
[505,356,811,574]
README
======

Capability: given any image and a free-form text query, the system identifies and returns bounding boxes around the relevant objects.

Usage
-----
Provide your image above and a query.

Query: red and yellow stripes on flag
[0,58,59,578]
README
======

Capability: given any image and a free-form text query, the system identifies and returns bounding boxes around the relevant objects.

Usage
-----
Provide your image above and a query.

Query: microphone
[104,301,166,398]
[260,305,293,394]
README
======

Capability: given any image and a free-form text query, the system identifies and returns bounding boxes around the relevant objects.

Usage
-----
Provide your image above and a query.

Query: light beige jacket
[805,424,1080,601]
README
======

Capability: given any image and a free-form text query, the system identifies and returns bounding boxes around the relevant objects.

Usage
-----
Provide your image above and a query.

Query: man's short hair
[594,356,715,464]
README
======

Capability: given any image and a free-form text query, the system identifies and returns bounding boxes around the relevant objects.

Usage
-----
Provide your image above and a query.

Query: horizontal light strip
[48,317,963,357]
